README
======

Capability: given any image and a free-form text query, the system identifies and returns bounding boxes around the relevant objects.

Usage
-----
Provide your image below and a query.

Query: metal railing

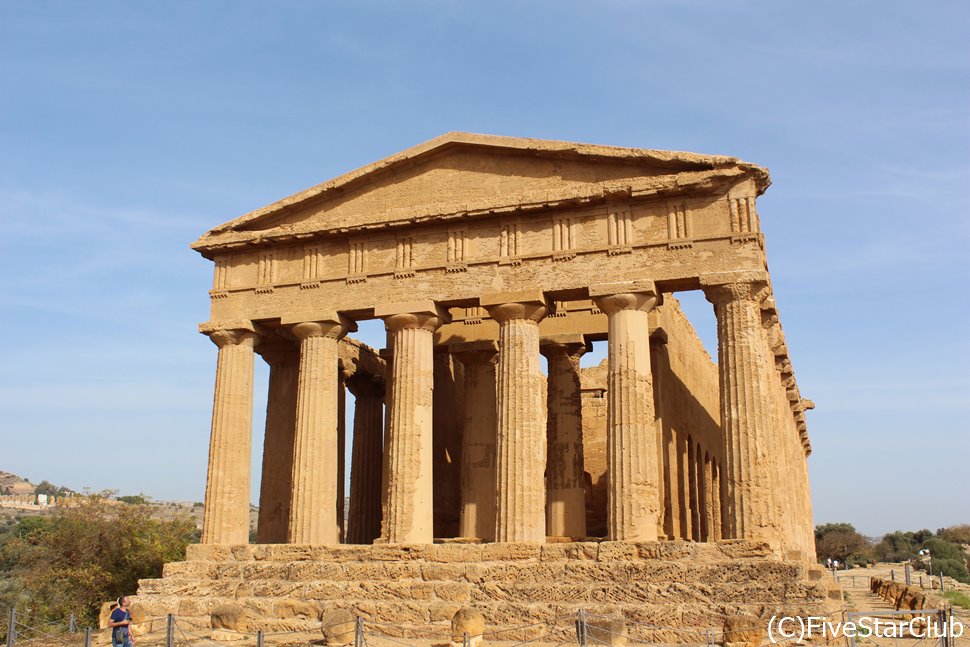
[1,605,961,647]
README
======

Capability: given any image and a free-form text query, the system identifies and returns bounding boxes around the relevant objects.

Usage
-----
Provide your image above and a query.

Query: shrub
[815,523,869,563]
[0,494,195,625]
[938,525,970,545]
[116,494,151,505]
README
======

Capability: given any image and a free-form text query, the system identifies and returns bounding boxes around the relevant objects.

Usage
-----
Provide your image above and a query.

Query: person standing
[108,596,136,647]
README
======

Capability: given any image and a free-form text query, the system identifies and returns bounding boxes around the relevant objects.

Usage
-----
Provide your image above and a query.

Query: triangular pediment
[193,132,767,254]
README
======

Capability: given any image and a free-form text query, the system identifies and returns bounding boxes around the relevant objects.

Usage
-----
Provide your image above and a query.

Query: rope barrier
[0,603,900,647]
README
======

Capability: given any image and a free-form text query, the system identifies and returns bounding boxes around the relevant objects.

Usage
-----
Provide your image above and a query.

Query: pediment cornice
[192,132,769,257]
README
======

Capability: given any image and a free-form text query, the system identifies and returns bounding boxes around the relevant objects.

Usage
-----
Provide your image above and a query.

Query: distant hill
[0,470,76,497]
[0,470,35,495]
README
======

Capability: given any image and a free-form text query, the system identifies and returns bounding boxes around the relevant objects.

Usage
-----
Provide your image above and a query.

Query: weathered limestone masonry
[138,133,825,635]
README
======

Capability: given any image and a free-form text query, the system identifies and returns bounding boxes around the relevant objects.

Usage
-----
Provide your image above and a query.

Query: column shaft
[484,297,548,543]
[379,309,441,544]
[679,432,692,539]
[592,286,661,541]
[454,349,498,541]
[201,327,257,545]
[706,281,785,545]
[337,376,346,542]
[711,460,723,541]
[289,320,346,544]
[688,439,699,541]
[347,378,384,544]
[542,342,587,539]
[255,343,299,544]
[702,450,713,541]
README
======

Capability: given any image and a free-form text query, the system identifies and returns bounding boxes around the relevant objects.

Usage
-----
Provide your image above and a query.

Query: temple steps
[134,540,836,641]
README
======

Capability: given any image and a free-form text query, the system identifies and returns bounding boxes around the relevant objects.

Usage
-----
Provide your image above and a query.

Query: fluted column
[591,281,662,542]
[375,302,447,544]
[711,460,723,541]
[482,291,548,543]
[541,337,587,539]
[337,375,346,542]
[255,339,300,544]
[452,344,498,541]
[704,274,784,546]
[701,448,713,541]
[687,439,700,540]
[200,322,258,545]
[346,374,384,544]
[288,316,352,545]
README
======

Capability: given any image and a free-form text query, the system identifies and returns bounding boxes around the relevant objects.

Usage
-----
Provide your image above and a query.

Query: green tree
[874,531,917,562]
[116,494,151,505]
[938,525,970,545]
[0,494,196,625]
[815,523,871,565]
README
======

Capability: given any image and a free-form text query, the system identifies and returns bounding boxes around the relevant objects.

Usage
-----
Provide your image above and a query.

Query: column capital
[288,312,355,341]
[480,290,548,324]
[376,300,449,332]
[700,271,770,306]
[539,334,588,359]
[345,372,385,399]
[589,280,661,316]
[199,320,259,349]
[450,340,498,366]
[255,337,300,366]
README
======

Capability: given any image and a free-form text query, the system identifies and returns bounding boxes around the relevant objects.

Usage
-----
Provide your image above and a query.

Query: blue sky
[1,1,967,537]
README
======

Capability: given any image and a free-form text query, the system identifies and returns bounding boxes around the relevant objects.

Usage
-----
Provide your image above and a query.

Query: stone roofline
[191,132,771,256]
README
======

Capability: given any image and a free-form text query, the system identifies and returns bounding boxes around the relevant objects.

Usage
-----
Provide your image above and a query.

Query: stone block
[210,604,257,633]
[253,544,314,562]
[360,580,415,600]
[98,602,117,629]
[421,562,470,582]
[288,561,346,580]
[274,599,322,620]
[435,543,486,563]
[588,618,628,647]
[321,608,356,646]
[722,614,766,647]
[716,540,775,559]
[434,582,473,602]
[540,542,599,561]
[451,607,486,647]
[304,581,360,600]
[185,544,232,561]
[481,543,542,561]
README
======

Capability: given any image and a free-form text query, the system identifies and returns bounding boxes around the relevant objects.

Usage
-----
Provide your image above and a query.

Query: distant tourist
[108,596,135,647]
[826,557,832,569]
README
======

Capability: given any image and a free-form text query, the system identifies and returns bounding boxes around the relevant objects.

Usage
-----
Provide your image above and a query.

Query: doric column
[288,315,353,545]
[540,336,587,539]
[346,374,384,544]
[199,321,259,545]
[649,330,673,539]
[482,291,549,543]
[703,272,785,546]
[679,432,693,540]
[711,459,723,541]
[688,439,700,541]
[375,301,447,544]
[255,338,300,544]
[700,448,712,541]
[590,281,662,542]
[452,342,498,541]
[337,375,346,542]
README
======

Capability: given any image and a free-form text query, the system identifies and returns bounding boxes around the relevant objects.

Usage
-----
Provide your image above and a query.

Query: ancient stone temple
[137,134,833,640]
